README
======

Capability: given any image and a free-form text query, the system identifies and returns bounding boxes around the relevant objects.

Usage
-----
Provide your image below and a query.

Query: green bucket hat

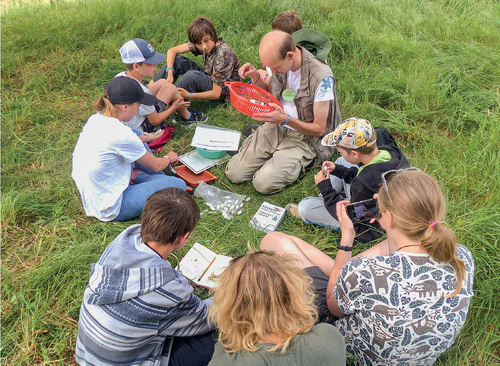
[292,28,332,63]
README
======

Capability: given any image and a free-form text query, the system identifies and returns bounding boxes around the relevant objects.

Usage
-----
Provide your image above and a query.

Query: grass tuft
[2,0,499,364]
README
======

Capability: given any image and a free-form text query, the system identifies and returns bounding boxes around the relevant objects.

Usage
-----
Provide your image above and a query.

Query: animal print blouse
[334,245,474,365]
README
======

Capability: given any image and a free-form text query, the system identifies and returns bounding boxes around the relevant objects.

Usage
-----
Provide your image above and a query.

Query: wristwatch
[337,244,353,252]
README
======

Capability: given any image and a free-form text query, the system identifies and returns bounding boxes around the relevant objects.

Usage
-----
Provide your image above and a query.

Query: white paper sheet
[191,125,241,151]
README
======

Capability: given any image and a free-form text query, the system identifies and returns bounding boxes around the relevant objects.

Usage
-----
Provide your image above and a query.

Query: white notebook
[176,242,232,289]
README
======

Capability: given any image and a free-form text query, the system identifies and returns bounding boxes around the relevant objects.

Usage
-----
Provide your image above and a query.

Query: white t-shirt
[72,113,147,221]
[115,71,156,132]
[279,68,334,130]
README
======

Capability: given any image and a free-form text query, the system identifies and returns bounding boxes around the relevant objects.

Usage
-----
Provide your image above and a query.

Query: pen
[198,257,216,281]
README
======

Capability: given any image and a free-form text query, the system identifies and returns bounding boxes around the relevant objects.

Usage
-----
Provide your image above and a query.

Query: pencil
[198,257,216,281]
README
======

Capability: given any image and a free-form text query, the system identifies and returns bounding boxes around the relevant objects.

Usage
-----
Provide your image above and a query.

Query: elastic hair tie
[430,222,440,229]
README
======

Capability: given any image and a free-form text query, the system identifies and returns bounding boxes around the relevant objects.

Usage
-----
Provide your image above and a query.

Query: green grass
[2,0,499,364]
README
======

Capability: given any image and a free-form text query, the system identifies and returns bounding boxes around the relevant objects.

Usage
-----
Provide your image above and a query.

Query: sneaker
[172,109,209,127]
[285,203,302,219]
[242,123,261,137]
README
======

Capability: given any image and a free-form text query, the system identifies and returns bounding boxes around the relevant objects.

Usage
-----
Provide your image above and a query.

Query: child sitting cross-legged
[75,188,217,366]
[153,16,241,104]
[117,38,207,133]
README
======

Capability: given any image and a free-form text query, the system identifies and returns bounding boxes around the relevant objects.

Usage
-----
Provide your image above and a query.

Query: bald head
[259,31,295,61]
[259,31,297,74]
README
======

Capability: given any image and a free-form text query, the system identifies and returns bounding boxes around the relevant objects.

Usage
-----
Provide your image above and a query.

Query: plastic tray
[174,165,217,187]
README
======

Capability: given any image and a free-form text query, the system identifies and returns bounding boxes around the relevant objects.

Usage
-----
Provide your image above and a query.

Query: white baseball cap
[119,38,166,64]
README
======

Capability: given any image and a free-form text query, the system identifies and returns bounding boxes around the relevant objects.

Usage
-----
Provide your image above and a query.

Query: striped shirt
[75,225,212,365]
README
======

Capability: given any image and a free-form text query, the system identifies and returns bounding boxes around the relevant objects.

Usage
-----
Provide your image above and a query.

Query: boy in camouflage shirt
[153,16,240,102]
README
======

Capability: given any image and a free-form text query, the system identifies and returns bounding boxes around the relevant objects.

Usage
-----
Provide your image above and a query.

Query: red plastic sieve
[225,82,282,117]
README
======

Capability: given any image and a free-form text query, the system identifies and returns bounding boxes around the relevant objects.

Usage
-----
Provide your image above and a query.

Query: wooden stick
[198,257,216,281]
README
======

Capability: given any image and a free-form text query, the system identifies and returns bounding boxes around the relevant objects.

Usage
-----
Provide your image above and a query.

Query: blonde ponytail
[420,222,465,297]
[93,92,122,119]
[378,170,466,297]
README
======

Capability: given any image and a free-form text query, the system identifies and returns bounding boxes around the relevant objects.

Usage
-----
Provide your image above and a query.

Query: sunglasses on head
[381,167,421,204]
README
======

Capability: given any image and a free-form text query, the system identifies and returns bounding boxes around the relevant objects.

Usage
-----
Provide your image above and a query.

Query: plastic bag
[194,181,249,219]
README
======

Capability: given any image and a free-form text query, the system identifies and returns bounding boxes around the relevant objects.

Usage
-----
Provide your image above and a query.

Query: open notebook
[176,243,232,289]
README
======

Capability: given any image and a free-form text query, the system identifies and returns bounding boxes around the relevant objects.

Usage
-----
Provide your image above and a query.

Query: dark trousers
[165,330,218,366]
[304,266,339,325]
[153,55,213,93]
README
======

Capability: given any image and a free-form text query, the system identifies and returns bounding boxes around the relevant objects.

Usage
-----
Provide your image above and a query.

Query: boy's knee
[159,80,176,91]
[154,78,168,87]
[176,70,199,88]
[297,201,309,220]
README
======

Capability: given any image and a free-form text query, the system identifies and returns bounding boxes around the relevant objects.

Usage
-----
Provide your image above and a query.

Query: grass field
[1,0,499,364]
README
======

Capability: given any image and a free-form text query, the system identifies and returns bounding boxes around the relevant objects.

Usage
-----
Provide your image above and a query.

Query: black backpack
[374,126,399,148]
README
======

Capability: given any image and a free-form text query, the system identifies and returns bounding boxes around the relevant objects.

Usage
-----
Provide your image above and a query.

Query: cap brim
[321,131,337,147]
[144,52,166,65]
[138,93,158,106]
[292,28,331,62]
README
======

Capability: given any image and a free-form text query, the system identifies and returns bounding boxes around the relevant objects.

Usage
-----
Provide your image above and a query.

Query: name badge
[282,88,296,103]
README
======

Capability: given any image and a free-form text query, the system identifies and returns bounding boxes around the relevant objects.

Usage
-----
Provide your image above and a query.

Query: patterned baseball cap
[321,117,376,149]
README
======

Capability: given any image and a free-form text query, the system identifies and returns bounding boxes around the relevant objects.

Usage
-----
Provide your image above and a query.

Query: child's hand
[323,161,335,173]
[166,151,179,164]
[314,169,329,185]
[166,74,175,84]
[139,133,157,143]
[177,87,191,100]
[171,97,190,111]
[336,200,355,237]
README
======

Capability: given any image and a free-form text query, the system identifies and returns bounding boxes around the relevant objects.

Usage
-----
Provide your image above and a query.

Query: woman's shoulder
[310,322,342,337]
[86,113,121,127]
[89,113,139,135]
[293,324,344,350]
[293,324,346,364]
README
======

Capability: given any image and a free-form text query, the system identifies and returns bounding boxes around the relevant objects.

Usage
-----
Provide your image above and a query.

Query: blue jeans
[114,172,186,221]
[115,130,186,221]
[131,129,165,175]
